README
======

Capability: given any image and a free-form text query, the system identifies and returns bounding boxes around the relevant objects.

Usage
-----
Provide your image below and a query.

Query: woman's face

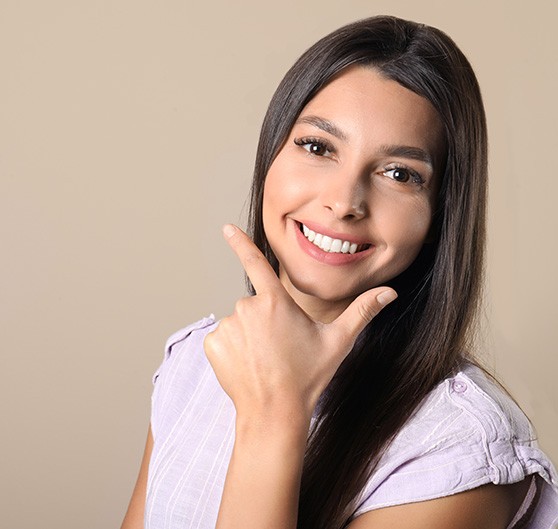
[262,66,445,322]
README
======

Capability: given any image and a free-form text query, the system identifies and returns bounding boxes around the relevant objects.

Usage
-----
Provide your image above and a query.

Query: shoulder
[348,481,532,529]
[149,315,223,439]
[354,363,558,517]
[152,314,218,385]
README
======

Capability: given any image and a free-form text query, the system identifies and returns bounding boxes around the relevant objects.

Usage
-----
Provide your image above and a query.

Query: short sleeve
[145,315,235,529]
[352,366,558,526]
[150,315,218,441]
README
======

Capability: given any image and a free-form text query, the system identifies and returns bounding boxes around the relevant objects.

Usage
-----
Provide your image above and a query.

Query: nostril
[325,202,367,221]
[343,207,366,221]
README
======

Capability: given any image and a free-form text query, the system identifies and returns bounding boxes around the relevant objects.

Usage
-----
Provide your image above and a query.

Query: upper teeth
[302,224,360,254]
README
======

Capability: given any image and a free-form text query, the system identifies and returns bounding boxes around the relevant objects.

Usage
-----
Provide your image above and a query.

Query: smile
[300,223,371,254]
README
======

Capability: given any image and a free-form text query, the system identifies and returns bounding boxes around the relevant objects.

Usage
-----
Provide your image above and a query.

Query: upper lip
[295,219,373,245]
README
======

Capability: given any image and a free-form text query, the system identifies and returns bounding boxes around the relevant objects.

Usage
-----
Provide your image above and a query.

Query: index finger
[223,224,281,294]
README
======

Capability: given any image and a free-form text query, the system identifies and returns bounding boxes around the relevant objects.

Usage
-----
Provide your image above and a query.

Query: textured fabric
[145,316,558,528]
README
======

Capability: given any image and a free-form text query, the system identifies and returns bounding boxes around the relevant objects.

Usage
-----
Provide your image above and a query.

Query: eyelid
[382,163,426,185]
[293,136,336,156]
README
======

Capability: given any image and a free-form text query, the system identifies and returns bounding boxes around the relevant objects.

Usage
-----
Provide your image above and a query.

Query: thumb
[332,287,398,344]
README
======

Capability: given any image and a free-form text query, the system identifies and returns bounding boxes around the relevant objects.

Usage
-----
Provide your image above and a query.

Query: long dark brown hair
[247,16,487,528]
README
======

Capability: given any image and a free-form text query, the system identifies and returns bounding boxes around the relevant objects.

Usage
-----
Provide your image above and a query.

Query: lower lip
[292,221,374,266]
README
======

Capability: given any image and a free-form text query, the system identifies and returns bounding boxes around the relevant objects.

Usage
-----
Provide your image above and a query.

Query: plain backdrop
[1,1,556,527]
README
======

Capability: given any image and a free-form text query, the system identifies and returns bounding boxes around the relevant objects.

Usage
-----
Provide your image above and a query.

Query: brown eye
[383,167,424,185]
[388,168,410,182]
[293,137,335,157]
[307,142,327,155]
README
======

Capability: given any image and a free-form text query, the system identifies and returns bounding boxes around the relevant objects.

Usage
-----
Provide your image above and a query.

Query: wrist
[234,404,312,446]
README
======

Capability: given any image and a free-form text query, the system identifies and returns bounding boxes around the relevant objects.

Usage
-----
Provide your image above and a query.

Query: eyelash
[382,165,425,186]
[293,137,335,157]
[293,137,425,186]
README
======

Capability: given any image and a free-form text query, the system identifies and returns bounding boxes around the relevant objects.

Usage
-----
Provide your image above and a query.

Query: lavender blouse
[145,316,558,528]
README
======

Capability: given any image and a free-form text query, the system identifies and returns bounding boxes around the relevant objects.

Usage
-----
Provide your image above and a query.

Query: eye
[293,137,335,157]
[383,166,424,185]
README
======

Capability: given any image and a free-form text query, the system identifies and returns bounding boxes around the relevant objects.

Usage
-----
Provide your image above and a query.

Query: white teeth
[330,239,342,253]
[320,235,332,251]
[303,224,316,242]
[301,223,366,254]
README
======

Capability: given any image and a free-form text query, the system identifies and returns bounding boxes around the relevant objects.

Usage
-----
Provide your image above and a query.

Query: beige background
[1,1,556,527]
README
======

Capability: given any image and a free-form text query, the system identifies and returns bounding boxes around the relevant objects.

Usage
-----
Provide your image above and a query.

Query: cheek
[262,159,310,224]
[262,169,282,227]
[262,166,285,238]
[376,198,433,252]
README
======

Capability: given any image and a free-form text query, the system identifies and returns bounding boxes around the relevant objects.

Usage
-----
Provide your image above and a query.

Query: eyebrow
[379,145,434,168]
[295,114,435,168]
[295,115,349,142]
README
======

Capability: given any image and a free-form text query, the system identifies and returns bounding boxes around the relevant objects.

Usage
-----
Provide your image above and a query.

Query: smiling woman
[262,66,443,319]
[121,15,558,529]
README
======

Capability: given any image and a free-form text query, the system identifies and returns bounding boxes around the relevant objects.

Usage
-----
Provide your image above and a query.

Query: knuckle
[358,303,379,323]
[256,290,282,316]
[218,315,233,332]
[203,332,215,355]
[243,250,264,267]
[204,318,232,358]
[234,297,251,315]
[261,291,279,308]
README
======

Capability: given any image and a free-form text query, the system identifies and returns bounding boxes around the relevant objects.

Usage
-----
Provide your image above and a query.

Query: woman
[122,15,558,529]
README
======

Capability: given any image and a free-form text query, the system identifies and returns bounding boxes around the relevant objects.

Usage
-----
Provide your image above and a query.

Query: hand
[203,224,397,423]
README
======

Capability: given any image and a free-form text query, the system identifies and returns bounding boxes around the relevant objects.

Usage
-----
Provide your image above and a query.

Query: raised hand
[203,224,397,423]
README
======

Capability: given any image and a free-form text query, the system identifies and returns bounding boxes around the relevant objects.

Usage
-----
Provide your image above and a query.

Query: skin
[121,426,152,529]
[262,66,444,323]
[121,67,530,528]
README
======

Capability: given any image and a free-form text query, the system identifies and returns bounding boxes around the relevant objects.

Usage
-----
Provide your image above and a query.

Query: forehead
[299,66,445,159]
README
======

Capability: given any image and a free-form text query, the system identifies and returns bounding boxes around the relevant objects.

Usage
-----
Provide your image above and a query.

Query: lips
[300,223,371,254]
[291,219,374,266]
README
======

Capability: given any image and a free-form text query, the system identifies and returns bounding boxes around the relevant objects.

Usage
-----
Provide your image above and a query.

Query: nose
[320,174,368,221]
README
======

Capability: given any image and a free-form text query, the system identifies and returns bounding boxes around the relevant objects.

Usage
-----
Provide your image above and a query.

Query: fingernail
[377,289,398,307]
[223,224,236,238]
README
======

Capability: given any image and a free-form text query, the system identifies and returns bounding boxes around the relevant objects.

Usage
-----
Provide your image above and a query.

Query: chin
[287,273,367,305]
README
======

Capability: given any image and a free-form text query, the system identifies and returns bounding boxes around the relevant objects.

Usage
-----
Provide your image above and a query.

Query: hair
[247,15,487,529]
